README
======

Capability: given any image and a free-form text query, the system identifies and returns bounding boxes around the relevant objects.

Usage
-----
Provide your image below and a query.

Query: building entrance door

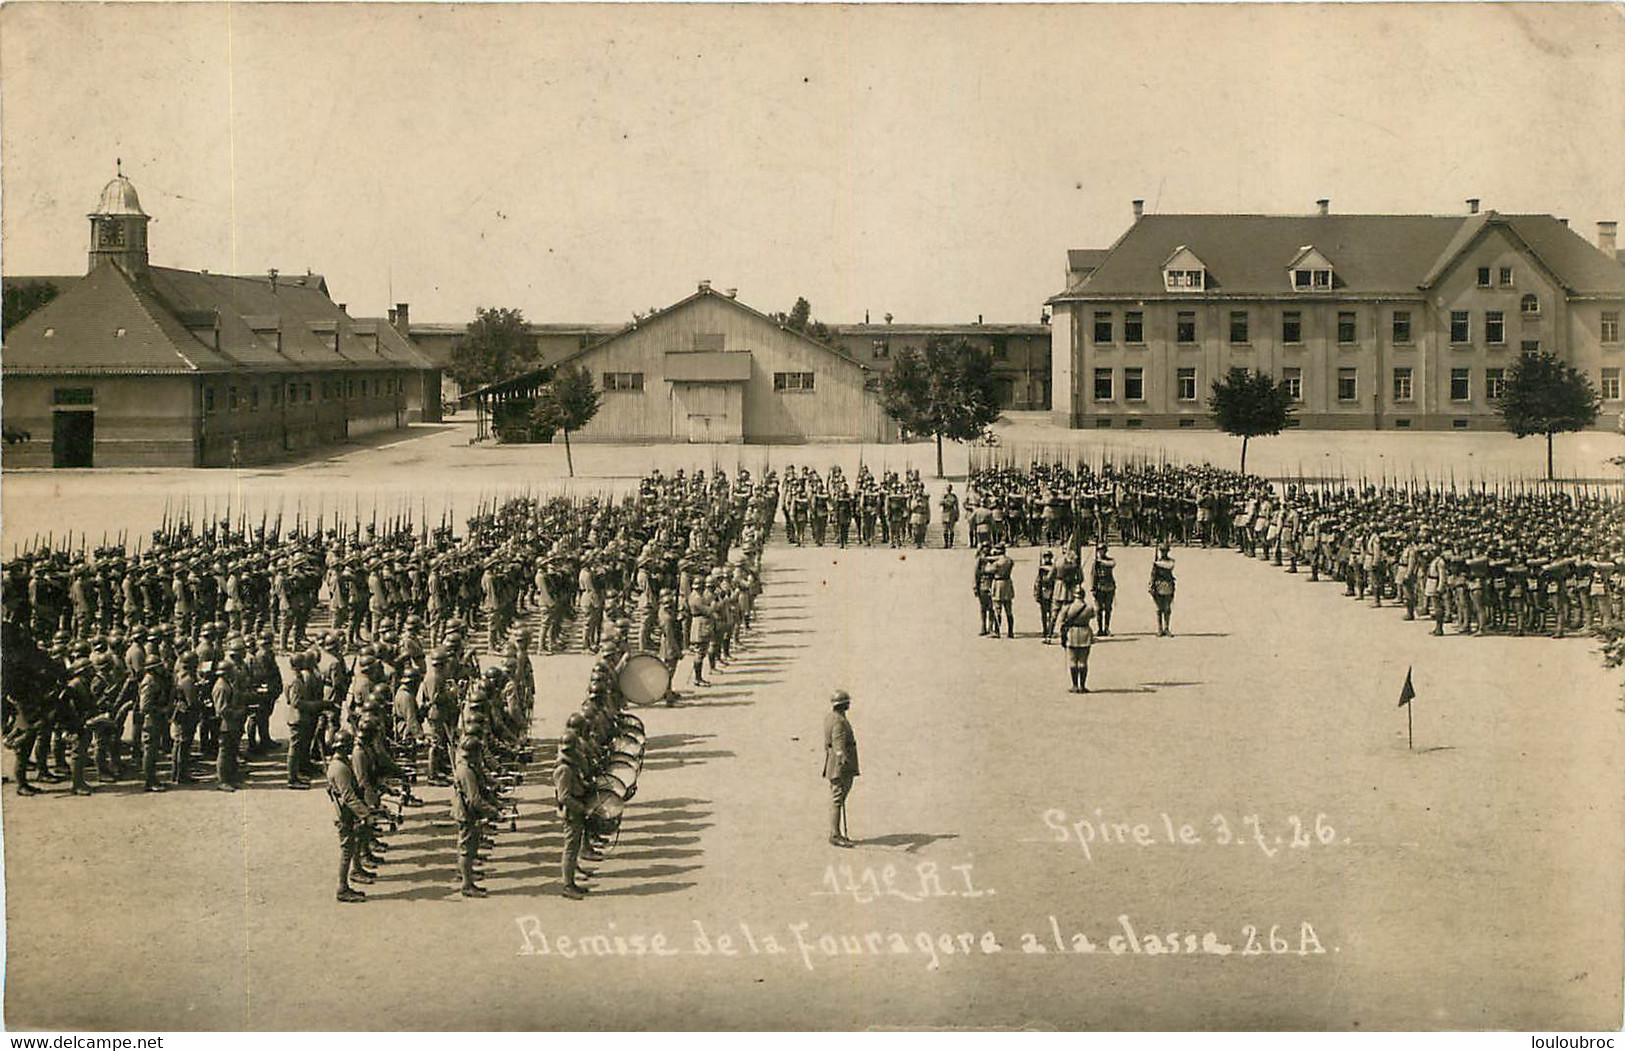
[671,382,741,443]
[52,411,94,468]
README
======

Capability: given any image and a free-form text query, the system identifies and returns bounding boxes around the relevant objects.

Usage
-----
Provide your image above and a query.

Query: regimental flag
[1398,667,1416,708]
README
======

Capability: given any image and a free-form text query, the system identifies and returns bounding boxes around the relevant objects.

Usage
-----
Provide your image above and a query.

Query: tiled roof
[1049,212,1625,302]
[1067,249,1110,272]
[2,263,238,374]
[3,262,432,376]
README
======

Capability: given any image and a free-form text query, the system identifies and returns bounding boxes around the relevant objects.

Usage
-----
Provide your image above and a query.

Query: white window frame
[1450,311,1472,344]
[1450,368,1471,402]
[1486,368,1506,401]
[1282,367,1303,403]
[1485,311,1506,345]
[1176,367,1197,402]
[1124,367,1145,402]
[1336,368,1358,402]
[1602,312,1621,345]
[1093,368,1114,402]
[1603,368,1622,401]
[1393,367,1413,403]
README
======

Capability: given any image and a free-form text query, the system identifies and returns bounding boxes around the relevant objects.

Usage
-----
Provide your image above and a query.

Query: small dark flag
[1398,667,1416,708]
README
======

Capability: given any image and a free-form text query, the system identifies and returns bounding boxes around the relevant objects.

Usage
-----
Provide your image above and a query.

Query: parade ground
[2,423,1623,1030]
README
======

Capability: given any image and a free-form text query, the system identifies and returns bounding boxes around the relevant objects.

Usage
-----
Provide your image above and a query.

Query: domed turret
[87,162,150,277]
[93,173,148,218]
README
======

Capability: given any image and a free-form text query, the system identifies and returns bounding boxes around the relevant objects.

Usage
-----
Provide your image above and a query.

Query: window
[1176,312,1196,344]
[1486,369,1506,400]
[1603,312,1621,344]
[1603,368,1622,401]
[773,371,814,392]
[1499,267,1514,287]
[346,379,354,398]
[1476,267,1492,288]
[1164,269,1205,291]
[250,387,260,411]
[1093,368,1114,401]
[1094,418,1113,429]
[228,386,239,410]
[1124,367,1144,401]
[1292,268,1333,290]
[1282,311,1302,344]
[287,383,298,404]
[1450,311,1471,344]
[1337,368,1357,402]
[1450,368,1471,402]
[1392,311,1412,344]
[1521,294,1541,317]
[373,379,380,396]
[1125,418,1144,429]
[1521,340,1541,354]
[303,383,313,403]
[1229,311,1249,344]
[692,332,725,352]
[52,387,94,405]
[1395,418,1412,429]
[204,389,216,414]
[1485,311,1505,345]
[1124,312,1144,344]
[989,339,1008,361]
[1094,312,1114,343]
[1314,269,1331,289]
[1282,367,1303,402]
[1293,270,1312,290]
[1177,367,1197,401]
[1392,367,1413,402]
[871,339,889,359]
[1337,311,1357,344]
[604,371,646,392]
[1452,418,1470,430]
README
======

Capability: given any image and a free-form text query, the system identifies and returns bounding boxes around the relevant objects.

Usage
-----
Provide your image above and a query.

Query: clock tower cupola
[87,160,150,278]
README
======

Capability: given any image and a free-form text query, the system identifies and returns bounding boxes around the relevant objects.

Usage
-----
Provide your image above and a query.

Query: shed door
[672,382,734,443]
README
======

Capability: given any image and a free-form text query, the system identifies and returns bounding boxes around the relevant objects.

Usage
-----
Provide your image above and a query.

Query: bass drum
[588,789,627,821]
[617,653,672,707]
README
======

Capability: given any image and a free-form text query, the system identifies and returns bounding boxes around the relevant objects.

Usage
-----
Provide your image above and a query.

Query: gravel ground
[3,537,1620,1030]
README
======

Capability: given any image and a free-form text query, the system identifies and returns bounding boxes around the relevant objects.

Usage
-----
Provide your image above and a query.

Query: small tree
[786,296,812,332]
[528,365,601,477]
[2,280,59,335]
[450,306,537,393]
[1207,367,1295,474]
[879,338,1001,477]
[1496,348,1600,480]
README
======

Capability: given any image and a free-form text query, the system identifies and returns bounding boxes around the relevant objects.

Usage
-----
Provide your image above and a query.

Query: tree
[878,338,1002,477]
[528,365,601,477]
[3,280,59,335]
[1496,348,1600,480]
[786,296,811,332]
[449,307,537,393]
[1207,367,1295,474]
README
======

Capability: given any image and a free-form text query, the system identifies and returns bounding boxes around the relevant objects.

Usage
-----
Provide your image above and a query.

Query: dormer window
[1287,246,1336,292]
[1161,246,1208,293]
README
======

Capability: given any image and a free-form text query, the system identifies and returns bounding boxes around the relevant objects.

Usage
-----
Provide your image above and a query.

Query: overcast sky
[3,3,1622,326]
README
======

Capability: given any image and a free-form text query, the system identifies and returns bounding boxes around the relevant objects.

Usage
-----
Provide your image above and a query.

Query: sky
[2,2,1623,327]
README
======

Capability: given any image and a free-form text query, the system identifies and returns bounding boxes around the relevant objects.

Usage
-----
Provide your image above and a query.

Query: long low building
[2,173,440,467]
[826,321,1052,410]
[471,283,895,444]
[1049,200,1625,430]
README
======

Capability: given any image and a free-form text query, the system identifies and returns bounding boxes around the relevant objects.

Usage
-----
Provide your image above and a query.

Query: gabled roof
[467,287,873,400]
[552,286,874,372]
[1161,245,1208,271]
[1049,212,1625,302]
[1285,245,1336,271]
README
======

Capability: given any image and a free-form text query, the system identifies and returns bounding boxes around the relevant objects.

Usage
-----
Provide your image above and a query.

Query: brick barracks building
[1049,199,1624,431]
[2,171,440,468]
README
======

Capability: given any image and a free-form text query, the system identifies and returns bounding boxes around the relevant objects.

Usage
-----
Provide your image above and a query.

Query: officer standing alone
[823,689,859,848]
